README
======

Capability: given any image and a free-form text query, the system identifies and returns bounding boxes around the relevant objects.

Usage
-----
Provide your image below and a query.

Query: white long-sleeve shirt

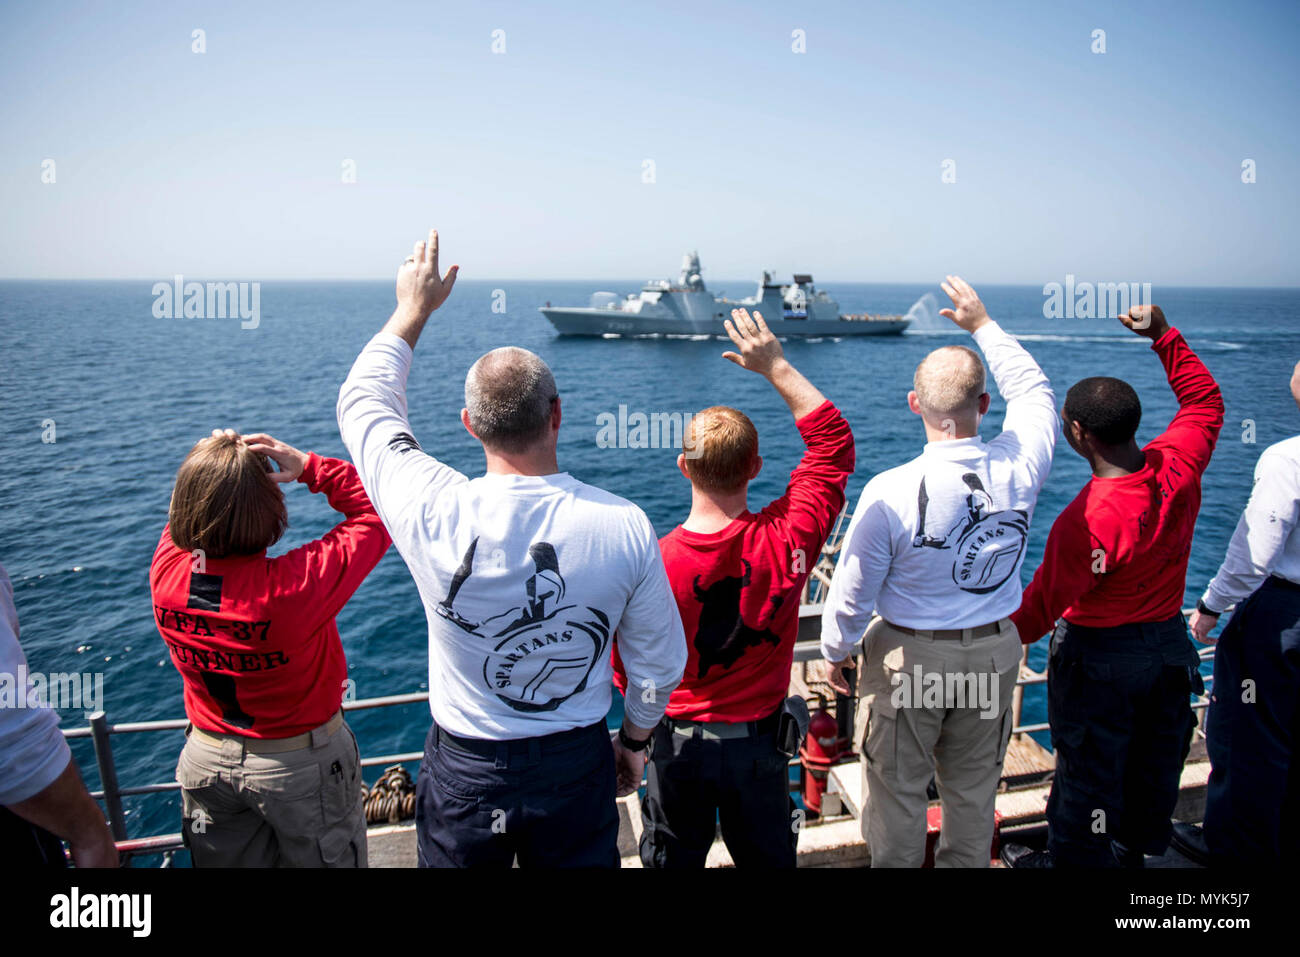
[338,332,686,740]
[1201,436,1300,613]
[0,562,74,806]
[821,321,1058,661]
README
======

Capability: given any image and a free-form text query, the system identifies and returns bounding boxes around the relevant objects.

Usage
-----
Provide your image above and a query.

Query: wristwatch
[1195,598,1221,617]
[618,726,651,752]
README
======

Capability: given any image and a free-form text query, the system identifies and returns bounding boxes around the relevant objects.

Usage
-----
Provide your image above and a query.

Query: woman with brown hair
[150,428,390,867]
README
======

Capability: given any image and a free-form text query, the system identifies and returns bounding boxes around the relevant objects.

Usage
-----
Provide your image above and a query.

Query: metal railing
[71,691,440,864]
[65,609,1220,864]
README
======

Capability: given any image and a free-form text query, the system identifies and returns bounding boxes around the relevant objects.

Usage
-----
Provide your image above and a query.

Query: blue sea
[1,279,1296,862]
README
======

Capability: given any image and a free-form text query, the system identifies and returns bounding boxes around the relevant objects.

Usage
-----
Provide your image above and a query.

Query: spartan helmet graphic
[912,472,1029,595]
[435,537,609,713]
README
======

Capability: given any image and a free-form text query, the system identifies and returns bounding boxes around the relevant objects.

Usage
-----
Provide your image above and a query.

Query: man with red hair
[617,307,854,867]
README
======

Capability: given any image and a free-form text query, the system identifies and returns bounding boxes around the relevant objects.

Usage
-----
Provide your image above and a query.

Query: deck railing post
[88,711,128,844]
[1011,647,1027,737]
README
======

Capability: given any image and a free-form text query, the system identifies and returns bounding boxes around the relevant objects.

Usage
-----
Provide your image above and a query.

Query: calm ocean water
[1,278,1297,860]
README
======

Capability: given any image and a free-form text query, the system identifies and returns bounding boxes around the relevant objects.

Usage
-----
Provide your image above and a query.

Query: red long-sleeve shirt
[150,453,391,737]
[1011,328,1224,643]
[615,400,855,722]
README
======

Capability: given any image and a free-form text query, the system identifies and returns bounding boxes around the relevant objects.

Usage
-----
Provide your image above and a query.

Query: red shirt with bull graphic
[615,400,855,723]
[150,454,390,738]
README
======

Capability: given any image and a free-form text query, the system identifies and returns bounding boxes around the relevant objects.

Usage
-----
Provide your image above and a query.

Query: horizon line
[2,277,1298,290]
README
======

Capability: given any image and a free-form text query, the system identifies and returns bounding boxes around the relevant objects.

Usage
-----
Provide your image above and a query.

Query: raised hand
[939,275,991,333]
[723,308,785,378]
[241,432,309,482]
[396,228,459,322]
[1119,304,1169,341]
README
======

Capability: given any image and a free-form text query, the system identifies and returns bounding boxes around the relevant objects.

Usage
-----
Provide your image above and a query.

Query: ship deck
[79,585,1216,868]
[361,630,1212,868]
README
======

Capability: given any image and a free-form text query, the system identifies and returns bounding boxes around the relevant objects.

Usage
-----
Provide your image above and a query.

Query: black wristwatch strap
[618,726,650,752]
[1196,598,1222,617]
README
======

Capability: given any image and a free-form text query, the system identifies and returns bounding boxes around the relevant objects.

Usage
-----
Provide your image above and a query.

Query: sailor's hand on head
[241,432,309,483]
[1119,304,1168,341]
[722,308,785,377]
[396,228,459,321]
[938,275,991,333]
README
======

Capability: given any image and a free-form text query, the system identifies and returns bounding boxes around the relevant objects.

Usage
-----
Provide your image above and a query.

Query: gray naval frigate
[539,252,910,338]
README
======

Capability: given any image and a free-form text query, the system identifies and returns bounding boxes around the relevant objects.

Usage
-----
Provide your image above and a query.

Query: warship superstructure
[540,253,911,338]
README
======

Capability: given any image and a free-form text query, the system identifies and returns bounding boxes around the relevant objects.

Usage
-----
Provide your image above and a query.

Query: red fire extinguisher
[799,708,844,816]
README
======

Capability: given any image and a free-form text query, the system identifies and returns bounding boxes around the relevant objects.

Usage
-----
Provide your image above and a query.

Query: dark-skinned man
[1005,305,1224,868]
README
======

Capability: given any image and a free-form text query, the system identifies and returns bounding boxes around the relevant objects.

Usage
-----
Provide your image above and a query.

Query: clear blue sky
[1,0,1297,284]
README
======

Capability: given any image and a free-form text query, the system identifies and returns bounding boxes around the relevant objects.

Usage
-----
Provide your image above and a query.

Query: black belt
[436,719,602,758]
[666,707,781,740]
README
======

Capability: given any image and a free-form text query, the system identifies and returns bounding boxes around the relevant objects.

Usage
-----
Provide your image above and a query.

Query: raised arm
[941,276,1058,486]
[1120,305,1224,474]
[726,308,856,554]
[723,307,828,417]
[241,435,392,630]
[337,229,467,535]
[384,228,459,349]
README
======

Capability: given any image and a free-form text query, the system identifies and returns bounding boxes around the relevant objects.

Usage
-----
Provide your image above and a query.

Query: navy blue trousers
[639,717,797,868]
[1045,614,1201,867]
[414,719,619,868]
[1203,576,1300,865]
[0,806,66,867]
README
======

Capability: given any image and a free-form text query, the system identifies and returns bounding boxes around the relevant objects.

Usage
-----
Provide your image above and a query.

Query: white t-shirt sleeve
[337,332,467,536]
[1203,445,1300,612]
[976,321,1058,492]
[0,564,74,806]
[820,482,895,662]
[611,512,686,729]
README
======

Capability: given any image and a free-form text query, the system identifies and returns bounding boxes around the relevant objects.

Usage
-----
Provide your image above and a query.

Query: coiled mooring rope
[361,764,416,824]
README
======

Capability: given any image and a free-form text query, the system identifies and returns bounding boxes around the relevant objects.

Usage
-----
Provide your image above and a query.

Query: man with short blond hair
[615,308,854,868]
[822,276,1058,868]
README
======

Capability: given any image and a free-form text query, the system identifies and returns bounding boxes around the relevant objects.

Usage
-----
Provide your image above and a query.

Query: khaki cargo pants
[855,616,1022,868]
[176,716,367,867]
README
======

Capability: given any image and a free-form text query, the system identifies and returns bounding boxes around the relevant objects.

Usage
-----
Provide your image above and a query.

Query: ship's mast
[679,251,704,291]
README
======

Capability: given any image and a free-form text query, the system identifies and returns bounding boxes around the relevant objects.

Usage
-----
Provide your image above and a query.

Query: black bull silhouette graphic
[691,559,783,679]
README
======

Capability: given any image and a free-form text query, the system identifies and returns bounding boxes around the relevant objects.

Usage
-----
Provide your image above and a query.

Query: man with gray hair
[337,229,686,867]
[821,276,1058,867]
